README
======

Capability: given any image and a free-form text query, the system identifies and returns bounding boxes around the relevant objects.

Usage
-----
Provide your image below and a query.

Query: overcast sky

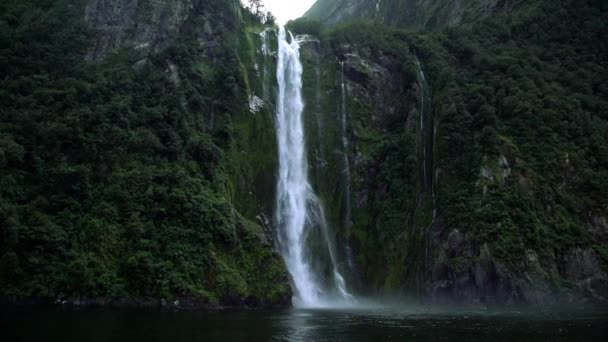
[243,0,317,25]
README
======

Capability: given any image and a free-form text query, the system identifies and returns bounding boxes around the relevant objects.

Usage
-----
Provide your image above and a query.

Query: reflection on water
[1,304,607,341]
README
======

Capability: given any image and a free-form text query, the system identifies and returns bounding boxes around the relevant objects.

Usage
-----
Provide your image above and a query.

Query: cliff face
[296,35,420,291]
[83,0,240,62]
[84,0,193,61]
[294,0,608,304]
[1,0,606,308]
[305,0,528,29]
[0,0,290,307]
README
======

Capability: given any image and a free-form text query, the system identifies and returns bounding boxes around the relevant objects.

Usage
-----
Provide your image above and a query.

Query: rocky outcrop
[426,147,607,305]
[587,213,608,240]
[305,0,528,29]
[0,0,293,308]
[563,248,608,301]
[306,0,367,26]
[83,0,236,62]
[84,0,193,61]
[295,10,608,304]
[296,29,427,291]
[427,225,608,305]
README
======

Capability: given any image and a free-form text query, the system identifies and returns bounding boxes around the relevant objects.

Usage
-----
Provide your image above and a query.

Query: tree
[265,12,276,26]
[248,0,264,16]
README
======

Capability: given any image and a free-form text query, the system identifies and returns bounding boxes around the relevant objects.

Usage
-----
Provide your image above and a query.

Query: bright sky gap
[242,0,317,25]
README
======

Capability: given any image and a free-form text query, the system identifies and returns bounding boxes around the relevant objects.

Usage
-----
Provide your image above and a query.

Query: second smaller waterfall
[415,56,430,191]
[340,62,356,274]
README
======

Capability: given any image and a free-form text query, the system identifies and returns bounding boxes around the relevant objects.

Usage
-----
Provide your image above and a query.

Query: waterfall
[415,55,437,284]
[274,27,352,307]
[340,62,356,274]
[415,56,435,208]
[415,56,428,190]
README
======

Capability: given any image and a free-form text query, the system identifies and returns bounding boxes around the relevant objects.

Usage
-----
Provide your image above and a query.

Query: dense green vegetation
[292,18,429,291]
[423,0,608,263]
[298,0,607,299]
[0,0,605,306]
[0,0,289,305]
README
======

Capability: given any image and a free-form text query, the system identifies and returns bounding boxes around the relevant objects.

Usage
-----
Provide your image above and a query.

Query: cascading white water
[415,56,428,190]
[274,27,352,307]
[415,56,437,280]
[415,56,436,213]
[340,62,356,273]
[340,62,351,198]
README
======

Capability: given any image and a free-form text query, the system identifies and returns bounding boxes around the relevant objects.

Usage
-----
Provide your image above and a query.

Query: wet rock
[586,213,608,240]
[492,261,519,304]
[431,280,453,301]
[478,166,493,194]
[166,60,180,85]
[473,244,492,290]
[447,229,465,257]
[219,292,244,307]
[517,174,532,194]
[498,155,511,179]
[564,248,603,282]
[203,20,213,36]
[431,262,449,281]
[132,58,150,73]
[248,94,264,114]
[563,248,608,301]
[454,270,478,300]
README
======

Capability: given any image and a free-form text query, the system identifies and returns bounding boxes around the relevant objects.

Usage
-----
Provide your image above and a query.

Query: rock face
[3,0,605,308]
[564,249,608,300]
[296,37,422,291]
[84,0,234,61]
[77,0,290,308]
[428,229,608,304]
[305,0,367,26]
[296,0,608,305]
[0,0,292,308]
[305,0,527,29]
[587,214,608,240]
[85,0,191,61]
[425,146,607,305]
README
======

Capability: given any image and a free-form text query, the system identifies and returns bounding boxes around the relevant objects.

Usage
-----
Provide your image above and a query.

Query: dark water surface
[2,305,607,341]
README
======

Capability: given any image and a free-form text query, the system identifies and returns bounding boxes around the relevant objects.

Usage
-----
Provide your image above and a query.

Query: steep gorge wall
[294,0,608,305]
[1,0,606,308]
[297,28,429,295]
[0,0,290,307]
[305,0,529,29]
